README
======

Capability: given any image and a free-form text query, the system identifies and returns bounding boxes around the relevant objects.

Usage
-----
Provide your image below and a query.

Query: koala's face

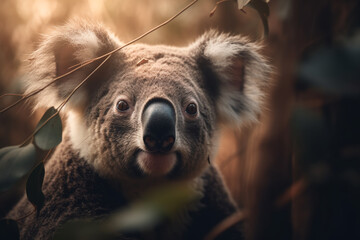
[86,46,215,180]
[25,21,270,182]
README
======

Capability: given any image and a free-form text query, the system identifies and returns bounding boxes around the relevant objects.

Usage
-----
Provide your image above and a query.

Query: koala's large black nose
[142,100,176,152]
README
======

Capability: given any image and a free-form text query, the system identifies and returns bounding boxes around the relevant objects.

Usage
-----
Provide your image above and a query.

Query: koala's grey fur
[7,20,271,239]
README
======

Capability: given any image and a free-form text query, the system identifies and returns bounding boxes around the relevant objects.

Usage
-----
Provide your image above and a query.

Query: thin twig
[204,211,246,240]
[20,111,60,147]
[41,148,54,163]
[0,93,23,98]
[0,60,100,114]
[5,0,200,147]
[20,43,122,146]
[0,96,26,114]
[0,0,199,114]
[15,208,36,222]
[57,54,112,111]
[275,178,307,207]
[70,0,199,69]
[209,0,233,17]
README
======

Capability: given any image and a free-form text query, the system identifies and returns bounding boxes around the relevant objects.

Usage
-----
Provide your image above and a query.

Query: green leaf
[26,162,45,212]
[237,0,251,9]
[54,183,200,239]
[298,40,360,95]
[291,108,332,184]
[53,219,110,240]
[0,144,38,192]
[106,183,200,233]
[0,219,19,240]
[34,107,62,150]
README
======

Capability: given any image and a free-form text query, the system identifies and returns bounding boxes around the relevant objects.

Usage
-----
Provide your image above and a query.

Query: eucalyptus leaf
[298,43,360,95]
[237,0,251,9]
[106,183,200,233]
[54,183,200,239]
[0,144,37,192]
[34,107,62,150]
[291,107,331,184]
[0,219,19,240]
[26,162,45,212]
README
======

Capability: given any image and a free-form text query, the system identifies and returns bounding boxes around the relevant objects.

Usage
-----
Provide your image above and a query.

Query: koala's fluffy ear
[192,31,271,127]
[24,20,122,111]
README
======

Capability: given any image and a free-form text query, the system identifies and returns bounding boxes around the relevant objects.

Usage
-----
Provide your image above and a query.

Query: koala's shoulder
[7,139,126,239]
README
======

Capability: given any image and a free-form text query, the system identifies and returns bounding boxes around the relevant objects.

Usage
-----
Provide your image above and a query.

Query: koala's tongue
[137,151,176,177]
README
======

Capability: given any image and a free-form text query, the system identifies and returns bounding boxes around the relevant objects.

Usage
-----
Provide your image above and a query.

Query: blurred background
[0,0,360,239]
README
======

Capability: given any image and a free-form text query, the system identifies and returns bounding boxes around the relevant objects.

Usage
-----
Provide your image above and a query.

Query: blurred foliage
[291,107,331,178]
[298,33,360,96]
[0,144,37,192]
[0,219,19,240]
[0,0,265,219]
[53,183,200,240]
[0,0,268,238]
[0,106,62,221]
[292,32,360,238]
[288,0,360,239]
[1,0,359,239]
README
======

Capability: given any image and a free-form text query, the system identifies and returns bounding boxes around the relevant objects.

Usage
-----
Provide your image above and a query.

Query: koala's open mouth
[136,150,178,177]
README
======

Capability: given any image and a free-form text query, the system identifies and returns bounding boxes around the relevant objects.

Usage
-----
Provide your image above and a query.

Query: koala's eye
[185,103,197,115]
[116,100,129,112]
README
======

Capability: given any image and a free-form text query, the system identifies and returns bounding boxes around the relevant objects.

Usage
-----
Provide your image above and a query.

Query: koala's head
[25,21,270,182]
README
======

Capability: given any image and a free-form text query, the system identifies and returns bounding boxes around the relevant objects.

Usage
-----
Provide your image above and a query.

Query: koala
[7,20,270,239]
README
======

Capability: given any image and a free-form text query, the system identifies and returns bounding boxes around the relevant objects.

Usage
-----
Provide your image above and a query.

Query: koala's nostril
[162,136,174,149]
[143,135,175,152]
[144,136,157,149]
[159,136,175,152]
[142,100,176,152]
